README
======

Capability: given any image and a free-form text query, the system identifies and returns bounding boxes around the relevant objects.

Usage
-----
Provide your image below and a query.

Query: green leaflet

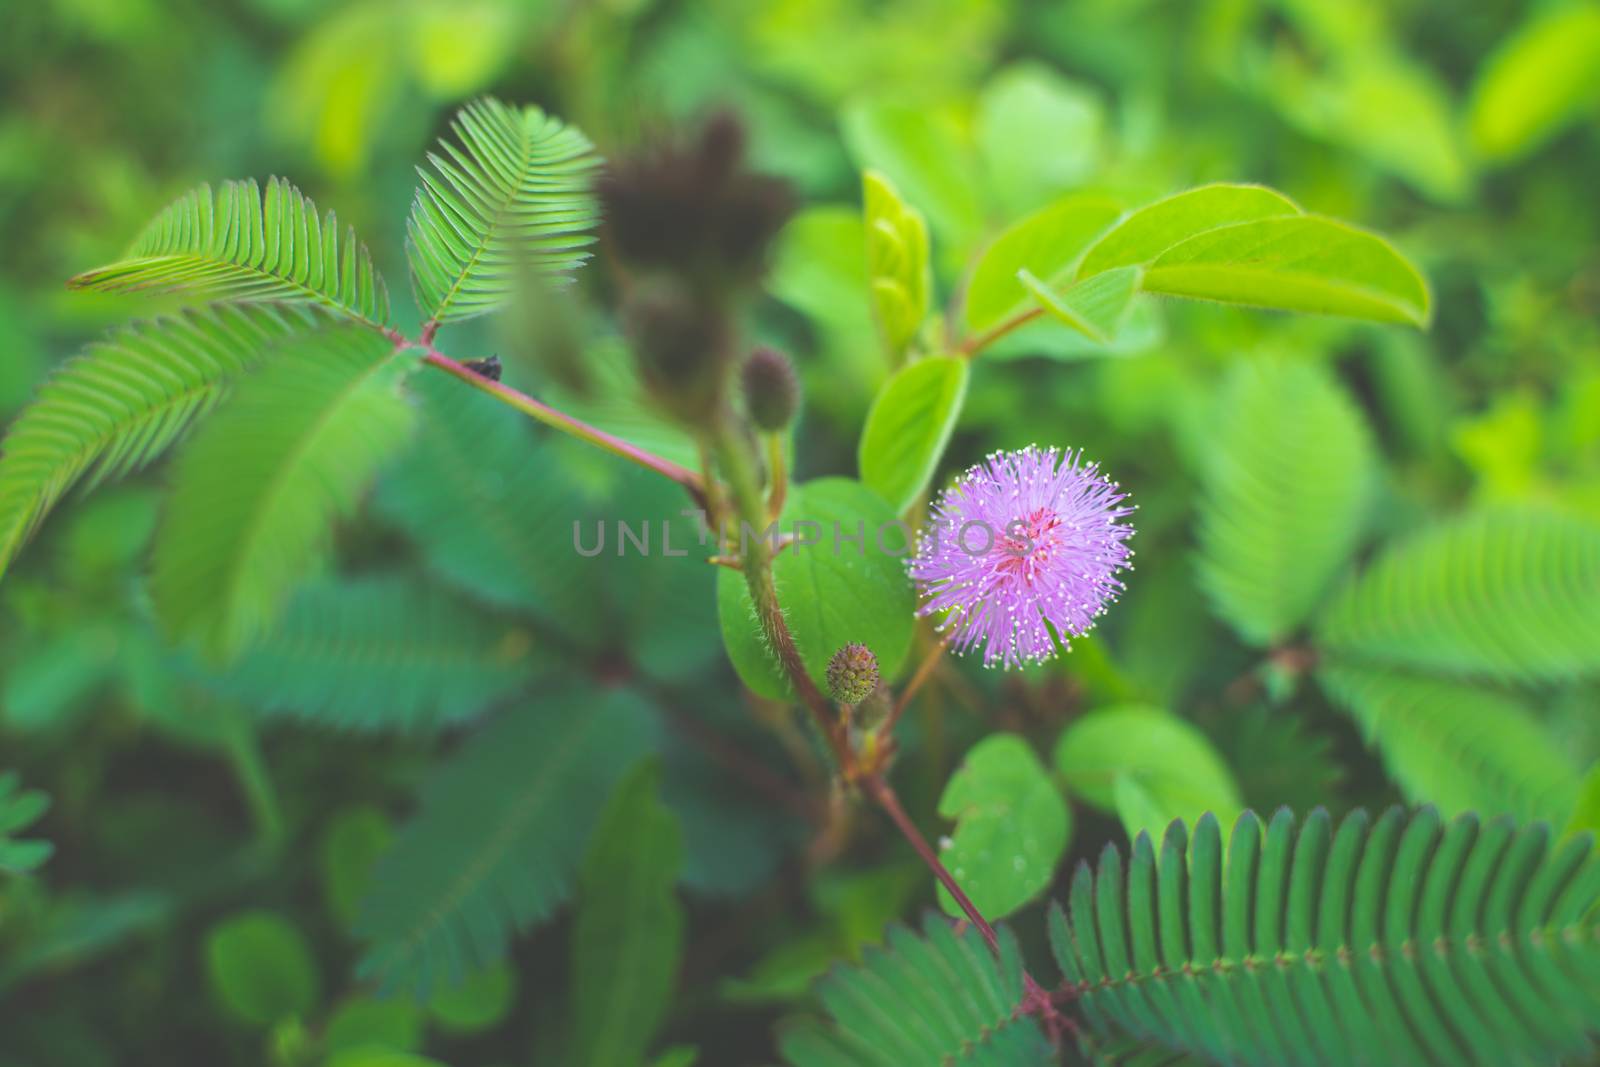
[1315,507,1600,684]
[406,96,601,324]
[353,685,661,995]
[1052,807,1600,1067]
[203,574,545,732]
[780,915,1054,1066]
[936,734,1071,920]
[69,178,390,326]
[1317,661,1581,824]
[1196,359,1376,646]
[863,170,931,359]
[203,910,320,1026]
[1138,215,1431,325]
[963,193,1123,336]
[571,762,686,1067]
[0,771,52,875]
[1055,705,1243,839]
[858,355,968,513]
[717,478,914,700]
[1076,184,1302,278]
[0,304,316,580]
[150,327,416,659]
[1468,4,1600,162]
[1018,265,1140,343]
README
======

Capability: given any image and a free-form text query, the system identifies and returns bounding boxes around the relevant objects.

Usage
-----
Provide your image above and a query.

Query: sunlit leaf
[858,355,968,513]
[862,170,931,359]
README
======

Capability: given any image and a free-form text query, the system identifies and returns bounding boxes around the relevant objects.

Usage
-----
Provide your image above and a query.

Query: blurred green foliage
[2,0,1599,1064]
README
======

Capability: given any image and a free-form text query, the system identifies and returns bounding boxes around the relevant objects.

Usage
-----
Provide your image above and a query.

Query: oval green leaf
[936,733,1071,921]
[963,193,1123,335]
[204,910,320,1026]
[1141,215,1431,325]
[1018,265,1141,343]
[1469,4,1600,162]
[718,479,915,700]
[858,356,969,513]
[1054,705,1243,839]
[1077,183,1302,278]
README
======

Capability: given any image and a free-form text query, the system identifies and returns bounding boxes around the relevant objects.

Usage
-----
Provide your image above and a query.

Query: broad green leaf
[1076,183,1302,278]
[150,328,415,659]
[407,96,600,324]
[1054,705,1243,838]
[863,170,931,358]
[1315,507,1600,683]
[319,806,392,927]
[977,62,1104,217]
[203,911,320,1026]
[0,772,52,875]
[327,1054,446,1067]
[1196,360,1376,645]
[354,685,660,994]
[1317,662,1582,824]
[1569,765,1600,842]
[858,355,968,513]
[0,305,315,581]
[840,99,984,253]
[69,178,389,326]
[1142,215,1431,325]
[1018,265,1140,343]
[1469,4,1600,162]
[963,193,1123,335]
[936,734,1071,920]
[324,997,423,1056]
[572,762,685,1067]
[429,963,517,1034]
[718,479,914,701]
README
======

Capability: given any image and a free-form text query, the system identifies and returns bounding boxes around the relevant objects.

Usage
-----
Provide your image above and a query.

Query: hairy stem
[711,417,849,770]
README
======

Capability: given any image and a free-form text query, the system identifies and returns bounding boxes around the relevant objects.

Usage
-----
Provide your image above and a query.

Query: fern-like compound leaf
[0,304,316,580]
[1196,360,1376,646]
[406,96,600,325]
[203,575,547,732]
[353,686,661,995]
[1052,807,1600,1067]
[781,915,1054,1066]
[1315,506,1600,683]
[149,327,415,659]
[68,178,390,326]
[1317,662,1582,823]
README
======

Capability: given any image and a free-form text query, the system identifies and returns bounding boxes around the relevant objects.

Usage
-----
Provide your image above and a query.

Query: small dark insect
[462,355,502,381]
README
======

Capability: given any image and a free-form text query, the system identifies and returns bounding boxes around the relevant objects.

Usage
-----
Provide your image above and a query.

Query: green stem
[224,723,283,847]
[959,306,1043,358]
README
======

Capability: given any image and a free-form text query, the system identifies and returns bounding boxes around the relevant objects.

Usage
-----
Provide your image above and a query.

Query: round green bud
[826,643,880,705]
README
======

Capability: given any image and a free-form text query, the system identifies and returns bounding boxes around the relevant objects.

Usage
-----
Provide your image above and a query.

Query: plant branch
[959,306,1043,358]
[880,633,949,740]
[416,345,707,507]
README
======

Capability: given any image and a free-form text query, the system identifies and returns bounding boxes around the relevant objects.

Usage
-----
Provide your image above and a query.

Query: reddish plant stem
[958,305,1043,358]
[860,773,1000,952]
[417,347,707,506]
[879,633,949,739]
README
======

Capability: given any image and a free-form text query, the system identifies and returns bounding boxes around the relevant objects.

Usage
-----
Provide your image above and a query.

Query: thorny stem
[958,305,1043,358]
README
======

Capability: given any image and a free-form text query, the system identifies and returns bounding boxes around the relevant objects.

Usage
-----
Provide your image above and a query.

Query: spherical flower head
[826,642,880,704]
[910,446,1134,669]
